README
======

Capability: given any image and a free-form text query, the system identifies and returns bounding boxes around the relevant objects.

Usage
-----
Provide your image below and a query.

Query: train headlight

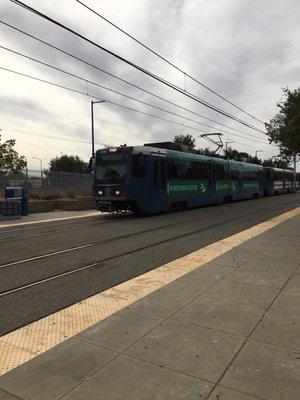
[98,190,103,195]
[115,190,120,195]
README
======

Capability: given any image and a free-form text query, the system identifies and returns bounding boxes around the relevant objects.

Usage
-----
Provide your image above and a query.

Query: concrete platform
[0,215,299,399]
[0,209,101,228]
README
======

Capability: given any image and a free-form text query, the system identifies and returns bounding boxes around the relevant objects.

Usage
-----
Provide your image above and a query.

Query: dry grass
[0,186,91,201]
[30,186,91,200]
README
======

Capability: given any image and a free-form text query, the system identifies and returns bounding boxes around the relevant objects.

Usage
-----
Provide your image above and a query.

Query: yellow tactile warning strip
[0,206,299,376]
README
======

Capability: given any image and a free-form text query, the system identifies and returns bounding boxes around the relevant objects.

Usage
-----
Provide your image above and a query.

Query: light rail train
[92,142,296,214]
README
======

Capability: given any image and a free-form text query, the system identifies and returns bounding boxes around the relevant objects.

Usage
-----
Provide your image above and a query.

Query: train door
[151,155,168,212]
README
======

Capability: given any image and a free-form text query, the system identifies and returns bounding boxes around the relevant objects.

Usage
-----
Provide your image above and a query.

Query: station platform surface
[0,209,100,228]
[0,212,299,399]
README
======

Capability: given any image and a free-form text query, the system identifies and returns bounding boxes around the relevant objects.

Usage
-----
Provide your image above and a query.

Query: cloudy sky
[0,0,299,171]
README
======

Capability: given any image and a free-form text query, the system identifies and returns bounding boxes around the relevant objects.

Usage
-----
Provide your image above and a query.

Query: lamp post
[91,100,105,158]
[32,157,43,181]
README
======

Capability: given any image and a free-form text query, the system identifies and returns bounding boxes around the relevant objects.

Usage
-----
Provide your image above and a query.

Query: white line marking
[0,242,100,269]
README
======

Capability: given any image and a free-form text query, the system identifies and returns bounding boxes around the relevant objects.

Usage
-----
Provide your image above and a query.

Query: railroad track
[0,201,290,298]
[0,220,184,270]
[0,213,133,241]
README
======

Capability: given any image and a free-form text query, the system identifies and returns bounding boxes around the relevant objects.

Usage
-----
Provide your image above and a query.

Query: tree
[246,155,262,165]
[265,87,300,157]
[49,155,88,173]
[224,147,251,162]
[173,134,195,148]
[196,147,218,157]
[223,147,263,164]
[262,157,290,169]
[0,135,27,175]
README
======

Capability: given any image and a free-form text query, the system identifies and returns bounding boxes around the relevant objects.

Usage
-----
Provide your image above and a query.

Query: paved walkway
[0,215,299,399]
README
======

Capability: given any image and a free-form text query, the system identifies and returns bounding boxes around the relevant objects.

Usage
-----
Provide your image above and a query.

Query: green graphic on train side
[216,180,238,193]
[167,180,208,197]
[243,180,259,191]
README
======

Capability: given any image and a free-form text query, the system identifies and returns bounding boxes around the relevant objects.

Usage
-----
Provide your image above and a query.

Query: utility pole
[32,157,43,182]
[91,100,105,158]
[255,150,262,158]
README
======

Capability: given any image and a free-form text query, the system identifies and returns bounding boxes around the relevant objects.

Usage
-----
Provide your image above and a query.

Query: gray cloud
[0,0,299,168]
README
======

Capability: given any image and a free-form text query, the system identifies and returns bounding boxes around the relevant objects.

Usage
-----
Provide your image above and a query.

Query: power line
[1,126,107,146]
[106,101,270,149]
[0,44,272,146]
[9,0,267,134]
[0,20,268,140]
[0,66,274,152]
[1,125,274,156]
[75,0,265,125]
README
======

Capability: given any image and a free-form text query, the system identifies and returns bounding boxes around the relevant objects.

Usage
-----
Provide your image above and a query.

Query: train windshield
[95,152,127,184]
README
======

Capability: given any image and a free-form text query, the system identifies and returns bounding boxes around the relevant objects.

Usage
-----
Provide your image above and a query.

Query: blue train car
[92,143,295,214]
[263,167,295,195]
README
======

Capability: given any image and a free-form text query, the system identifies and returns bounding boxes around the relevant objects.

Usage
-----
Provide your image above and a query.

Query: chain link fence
[0,170,93,199]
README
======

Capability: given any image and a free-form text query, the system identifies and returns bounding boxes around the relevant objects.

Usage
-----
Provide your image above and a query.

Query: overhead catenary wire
[74,0,265,125]
[0,45,273,147]
[9,0,267,134]
[1,126,107,146]
[0,20,268,140]
[0,65,273,153]
[2,126,268,154]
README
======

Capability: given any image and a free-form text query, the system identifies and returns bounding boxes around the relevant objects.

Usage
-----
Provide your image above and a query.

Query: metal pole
[294,153,297,191]
[32,157,43,183]
[225,141,233,202]
[91,100,105,158]
[40,159,43,182]
[91,101,95,158]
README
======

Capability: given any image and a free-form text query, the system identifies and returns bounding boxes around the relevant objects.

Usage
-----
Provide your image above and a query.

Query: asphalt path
[0,193,299,335]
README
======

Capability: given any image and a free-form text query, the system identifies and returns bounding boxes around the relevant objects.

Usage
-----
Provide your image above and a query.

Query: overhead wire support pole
[74,0,265,125]
[9,0,267,134]
[91,100,105,157]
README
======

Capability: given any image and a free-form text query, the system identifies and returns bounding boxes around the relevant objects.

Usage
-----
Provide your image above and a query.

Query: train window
[190,161,208,179]
[273,170,283,181]
[160,158,167,187]
[243,168,257,180]
[168,158,209,180]
[179,160,191,179]
[230,167,240,180]
[153,159,159,187]
[132,155,145,177]
[167,158,189,180]
[216,164,226,179]
[167,159,176,180]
